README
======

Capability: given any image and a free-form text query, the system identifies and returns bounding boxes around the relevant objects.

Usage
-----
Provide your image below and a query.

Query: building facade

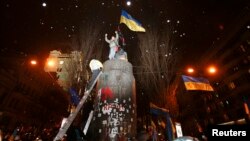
[0,52,69,130]
[201,10,250,125]
[175,9,250,138]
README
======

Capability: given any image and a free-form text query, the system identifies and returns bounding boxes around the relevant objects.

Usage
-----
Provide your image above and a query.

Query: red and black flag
[117,25,126,47]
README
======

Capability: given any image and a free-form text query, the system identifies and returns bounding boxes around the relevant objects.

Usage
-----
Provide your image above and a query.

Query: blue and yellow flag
[120,10,146,32]
[182,75,214,91]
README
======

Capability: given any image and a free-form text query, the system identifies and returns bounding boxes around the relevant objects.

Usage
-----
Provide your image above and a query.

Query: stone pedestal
[91,59,137,141]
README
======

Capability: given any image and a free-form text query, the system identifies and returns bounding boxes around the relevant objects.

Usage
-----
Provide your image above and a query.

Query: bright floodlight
[126,1,131,6]
[187,68,194,73]
[44,58,58,72]
[208,66,216,74]
[30,60,37,65]
[47,60,55,67]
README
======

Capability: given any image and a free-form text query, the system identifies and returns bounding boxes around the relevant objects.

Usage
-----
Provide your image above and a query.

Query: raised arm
[105,34,110,43]
[115,31,119,40]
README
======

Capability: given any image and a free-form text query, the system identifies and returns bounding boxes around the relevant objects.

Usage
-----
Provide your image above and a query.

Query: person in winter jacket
[86,59,103,91]
[105,31,120,60]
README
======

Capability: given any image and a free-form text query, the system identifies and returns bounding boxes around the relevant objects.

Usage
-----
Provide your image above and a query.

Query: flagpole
[243,97,250,123]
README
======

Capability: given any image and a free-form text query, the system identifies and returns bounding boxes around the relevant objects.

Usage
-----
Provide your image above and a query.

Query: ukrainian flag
[120,10,146,32]
[182,75,214,91]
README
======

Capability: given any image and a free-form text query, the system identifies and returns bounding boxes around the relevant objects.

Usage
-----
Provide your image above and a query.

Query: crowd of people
[0,125,60,141]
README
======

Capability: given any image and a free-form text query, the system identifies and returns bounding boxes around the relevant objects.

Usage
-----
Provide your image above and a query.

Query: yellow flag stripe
[120,16,146,32]
[184,82,214,91]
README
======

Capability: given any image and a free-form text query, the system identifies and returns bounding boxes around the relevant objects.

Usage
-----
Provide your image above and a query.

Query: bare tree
[55,19,106,128]
[71,22,104,60]
[67,20,105,93]
[136,25,180,114]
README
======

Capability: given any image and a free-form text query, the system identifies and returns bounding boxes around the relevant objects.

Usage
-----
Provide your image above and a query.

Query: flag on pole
[117,25,126,46]
[69,88,80,105]
[120,10,146,32]
[149,102,174,141]
[182,75,214,91]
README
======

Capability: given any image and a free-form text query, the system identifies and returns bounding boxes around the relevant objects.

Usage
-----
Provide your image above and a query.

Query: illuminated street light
[44,58,59,72]
[208,66,217,74]
[44,50,62,72]
[187,67,194,74]
[47,59,55,67]
[184,65,218,76]
[30,60,37,65]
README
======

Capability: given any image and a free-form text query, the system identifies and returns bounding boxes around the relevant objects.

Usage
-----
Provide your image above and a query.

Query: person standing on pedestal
[105,31,120,60]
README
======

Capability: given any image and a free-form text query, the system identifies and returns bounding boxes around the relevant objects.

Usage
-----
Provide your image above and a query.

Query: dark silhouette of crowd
[0,124,60,141]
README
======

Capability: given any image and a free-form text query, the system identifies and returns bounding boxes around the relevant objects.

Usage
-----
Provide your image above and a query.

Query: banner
[182,75,214,91]
[120,10,146,32]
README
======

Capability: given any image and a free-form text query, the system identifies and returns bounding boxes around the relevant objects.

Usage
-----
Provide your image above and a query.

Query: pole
[53,71,102,141]
[83,110,94,135]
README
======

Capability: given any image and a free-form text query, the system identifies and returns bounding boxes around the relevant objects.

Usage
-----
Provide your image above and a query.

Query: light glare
[208,66,216,74]
[42,2,47,7]
[30,60,37,65]
[47,60,55,67]
[126,1,131,6]
[187,68,194,73]
[59,61,64,65]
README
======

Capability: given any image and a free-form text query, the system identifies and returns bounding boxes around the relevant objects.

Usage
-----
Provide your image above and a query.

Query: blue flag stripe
[182,75,210,84]
[121,10,142,26]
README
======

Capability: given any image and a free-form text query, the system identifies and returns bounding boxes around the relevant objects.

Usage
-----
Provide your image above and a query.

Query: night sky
[2,0,250,63]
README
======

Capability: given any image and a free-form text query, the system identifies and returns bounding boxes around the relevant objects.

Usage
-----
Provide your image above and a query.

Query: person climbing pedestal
[86,59,103,91]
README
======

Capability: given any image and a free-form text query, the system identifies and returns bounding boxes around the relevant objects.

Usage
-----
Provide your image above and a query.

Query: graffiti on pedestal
[93,87,134,139]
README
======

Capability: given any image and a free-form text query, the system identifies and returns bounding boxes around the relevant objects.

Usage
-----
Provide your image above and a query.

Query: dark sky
[2,0,250,62]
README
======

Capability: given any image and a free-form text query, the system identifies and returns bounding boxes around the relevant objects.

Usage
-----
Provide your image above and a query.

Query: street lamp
[207,66,217,74]
[184,65,218,76]
[47,59,56,67]
[180,65,218,135]
[187,67,194,74]
[30,60,37,65]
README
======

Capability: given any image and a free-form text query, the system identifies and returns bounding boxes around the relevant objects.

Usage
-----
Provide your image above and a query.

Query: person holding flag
[104,9,145,60]
[117,25,126,47]
[105,31,120,60]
